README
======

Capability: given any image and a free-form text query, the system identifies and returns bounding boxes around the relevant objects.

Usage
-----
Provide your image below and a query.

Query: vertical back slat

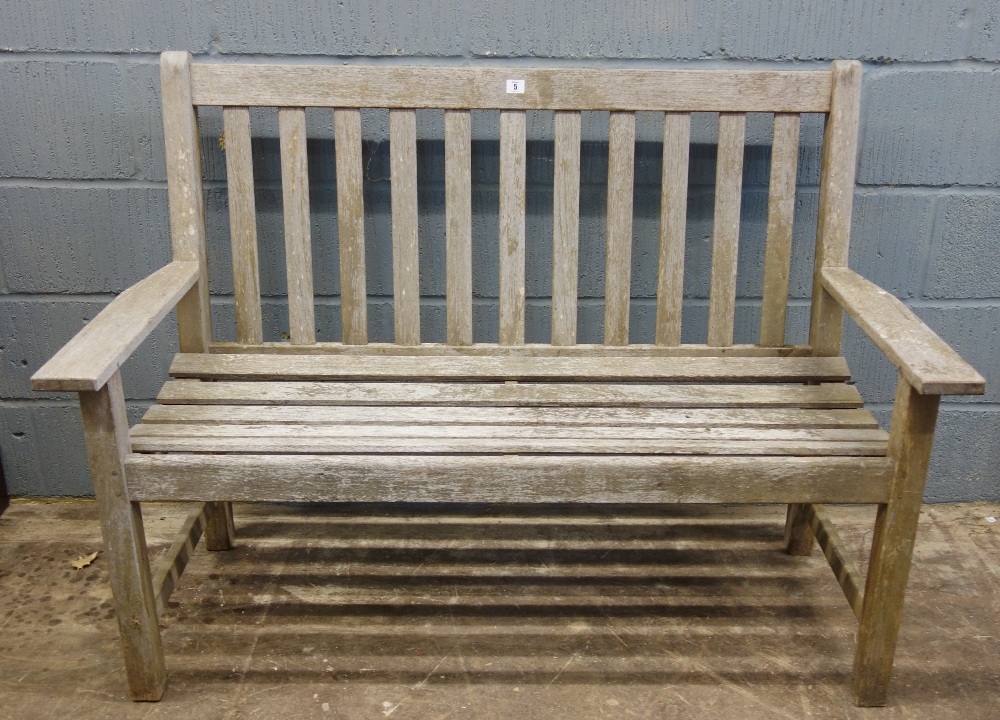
[222,107,263,345]
[810,60,862,356]
[707,112,746,347]
[655,112,691,346]
[551,110,581,346]
[334,108,368,345]
[760,113,801,347]
[604,111,636,346]
[161,51,211,354]
[389,109,420,345]
[444,109,473,345]
[499,110,527,345]
[277,107,316,345]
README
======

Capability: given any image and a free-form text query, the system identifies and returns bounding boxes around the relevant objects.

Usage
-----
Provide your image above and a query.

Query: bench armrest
[31,261,201,392]
[821,266,986,395]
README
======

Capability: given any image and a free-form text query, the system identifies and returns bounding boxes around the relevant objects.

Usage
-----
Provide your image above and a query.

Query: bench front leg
[79,371,166,701]
[783,503,816,555]
[852,376,939,706]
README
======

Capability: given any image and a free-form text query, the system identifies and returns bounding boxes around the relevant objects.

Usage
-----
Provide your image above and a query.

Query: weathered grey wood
[131,434,888,457]
[551,111,581,346]
[132,421,887,444]
[803,503,865,620]
[707,112,746,347]
[161,51,211,355]
[190,65,833,112]
[656,112,691,346]
[499,110,527,345]
[783,502,817,556]
[141,405,880,430]
[604,111,636,345]
[809,60,862,356]
[389,109,420,345]
[822,267,986,395]
[127,454,891,504]
[445,110,473,345]
[334,108,368,345]
[208,341,813,357]
[222,107,263,345]
[853,377,940,706]
[157,379,864,409]
[169,353,851,383]
[152,502,212,617]
[32,261,199,392]
[78,372,165,700]
[278,107,316,345]
[760,113,800,347]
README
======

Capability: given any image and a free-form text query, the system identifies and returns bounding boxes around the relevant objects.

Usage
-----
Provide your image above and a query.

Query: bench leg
[852,379,939,706]
[783,503,816,555]
[204,501,236,550]
[79,372,166,701]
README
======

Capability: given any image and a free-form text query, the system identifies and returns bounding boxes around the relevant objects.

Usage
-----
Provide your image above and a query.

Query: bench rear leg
[852,379,938,706]
[784,503,816,555]
[204,502,235,550]
[79,372,166,701]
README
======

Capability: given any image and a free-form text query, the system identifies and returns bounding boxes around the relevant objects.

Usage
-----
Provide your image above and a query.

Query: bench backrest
[161,52,861,356]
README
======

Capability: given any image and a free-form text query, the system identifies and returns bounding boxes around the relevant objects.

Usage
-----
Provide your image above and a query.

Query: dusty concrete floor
[0,501,997,719]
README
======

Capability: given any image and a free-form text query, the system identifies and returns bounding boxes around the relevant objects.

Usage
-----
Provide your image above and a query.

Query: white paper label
[506,78,525,94]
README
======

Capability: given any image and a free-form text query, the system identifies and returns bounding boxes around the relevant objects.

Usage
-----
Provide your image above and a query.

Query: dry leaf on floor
[71,550,100,569]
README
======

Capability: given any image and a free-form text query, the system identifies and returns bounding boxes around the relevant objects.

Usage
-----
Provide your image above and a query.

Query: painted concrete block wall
[1,2,997,501]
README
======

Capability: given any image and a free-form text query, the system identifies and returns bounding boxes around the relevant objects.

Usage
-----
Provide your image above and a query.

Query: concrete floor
[0,501,997,719]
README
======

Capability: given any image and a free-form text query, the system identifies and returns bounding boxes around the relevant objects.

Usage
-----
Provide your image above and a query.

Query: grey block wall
[1,2,997,501]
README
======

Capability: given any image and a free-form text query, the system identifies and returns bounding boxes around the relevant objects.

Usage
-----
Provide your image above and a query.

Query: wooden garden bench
[32,52,985,705]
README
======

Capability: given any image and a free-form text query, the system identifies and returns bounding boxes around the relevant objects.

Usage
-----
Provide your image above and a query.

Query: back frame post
[788,60,862,555]
[161,51,235,550]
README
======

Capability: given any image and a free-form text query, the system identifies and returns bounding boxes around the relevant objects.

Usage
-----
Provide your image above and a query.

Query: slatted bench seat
[32,52,984,706]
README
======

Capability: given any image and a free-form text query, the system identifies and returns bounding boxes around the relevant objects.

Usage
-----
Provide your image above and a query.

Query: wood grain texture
[169,353,851,383]
[130,435,888,457]
[445,110,472,345]
[334,108,368,345]
[141,404,880,429]
[551,111,581,346]
[784,502,816,556]
[853,377,940,706]
[161,51,211,354]
[760,113,800,347]
[499,110,527,345]
[804,503,865,620]
[222,107,263,345]
[79,372,165,700]
[278,107,316,344]
[190,65,833,112]
[822,267,985,395]
[656,112,691,346]
[152,502,211,617]
[809,60,862,356]
[389,109,420,345]
[32,261,199,392]
[127,454,891,505]
[157,380,864,409]
[707,112,746,347]
[604,111,636,345]
[207,341,813,358]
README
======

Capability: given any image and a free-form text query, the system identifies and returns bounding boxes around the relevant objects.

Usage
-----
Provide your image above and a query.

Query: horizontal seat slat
[170,354,850,383]
[208,342,814,357]
[140,405,880,429]
[129,436,888,456]
[132,422,887,443]
[125,454,892,505]
[157,380,864,408]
